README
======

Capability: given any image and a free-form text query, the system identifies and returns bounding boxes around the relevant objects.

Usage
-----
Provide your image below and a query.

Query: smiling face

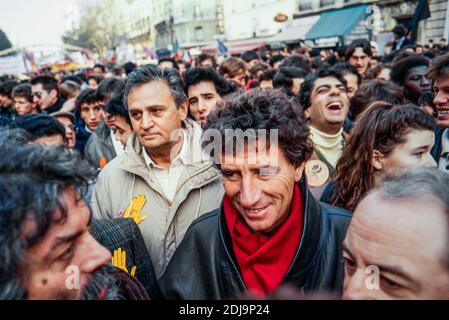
[305,76,349,134]
[128,81,187,153]
[404,66,432,103]
[188,81,222,128]
[219,142,304,234]
[433,76,449,128]
[20,187,111,300]
[343,192,449,300]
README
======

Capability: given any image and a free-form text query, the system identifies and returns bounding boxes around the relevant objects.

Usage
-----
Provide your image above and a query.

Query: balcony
[320,0,336,7]
[299,1,313,11]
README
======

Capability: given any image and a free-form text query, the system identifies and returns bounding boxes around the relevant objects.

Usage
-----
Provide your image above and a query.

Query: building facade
[295,0,448,48]
[223,0,300,41]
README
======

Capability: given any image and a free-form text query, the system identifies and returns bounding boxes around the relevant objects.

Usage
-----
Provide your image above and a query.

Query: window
[195,26,204,41]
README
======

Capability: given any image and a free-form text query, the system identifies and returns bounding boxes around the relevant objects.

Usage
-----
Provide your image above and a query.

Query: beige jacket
[91,119,224,278]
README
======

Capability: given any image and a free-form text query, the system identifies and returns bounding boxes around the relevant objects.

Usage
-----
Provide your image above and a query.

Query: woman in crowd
[321,102,437,211]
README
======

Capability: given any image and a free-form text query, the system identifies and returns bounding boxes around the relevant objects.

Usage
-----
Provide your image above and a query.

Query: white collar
[142,129,189,169]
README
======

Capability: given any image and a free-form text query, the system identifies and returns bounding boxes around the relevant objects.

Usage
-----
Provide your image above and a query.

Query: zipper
[218,212,246,290]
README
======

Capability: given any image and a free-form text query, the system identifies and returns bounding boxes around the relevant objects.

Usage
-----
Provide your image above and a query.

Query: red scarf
[223,184,303,296]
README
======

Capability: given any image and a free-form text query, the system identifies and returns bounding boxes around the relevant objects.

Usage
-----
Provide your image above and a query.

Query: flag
[182,50,192,64]
[408,0,431,32]
[217,39,228,55]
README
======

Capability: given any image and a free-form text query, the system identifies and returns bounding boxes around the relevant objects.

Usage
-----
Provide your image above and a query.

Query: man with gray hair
[91,65,224,278]
[343,167,449,300]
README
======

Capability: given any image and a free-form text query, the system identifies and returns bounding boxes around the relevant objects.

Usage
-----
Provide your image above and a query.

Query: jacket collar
[219,176,325,288]
[117,118,221,190]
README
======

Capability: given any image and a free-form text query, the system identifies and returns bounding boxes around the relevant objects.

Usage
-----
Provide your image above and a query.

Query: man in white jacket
[92,65,224,279]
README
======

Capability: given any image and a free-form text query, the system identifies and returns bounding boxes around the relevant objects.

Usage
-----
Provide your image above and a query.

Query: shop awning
[224,37,272,55]
[305,4,369,40]
[269,15,320,43]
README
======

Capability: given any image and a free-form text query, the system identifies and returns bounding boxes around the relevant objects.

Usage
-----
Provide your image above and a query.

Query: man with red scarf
[159,89,351,299]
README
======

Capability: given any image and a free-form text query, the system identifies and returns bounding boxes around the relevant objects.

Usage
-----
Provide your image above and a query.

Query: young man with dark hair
[0,80,19,118]
[74,88,103,154]
[331,62,362,99]
[195,53,217,69]
[84,78,126,169]
[14,114,66,145]
[92,65,224,279]
[12,83,38,116]
[299,68,349,178]
[428,53,449,170]
[390,54,432,104]
[31,75,65,113]
[183,67,230,128]
[88,73,105,89]
[159,89,351,299]
[106,93,132,148]
[273,67,309,96]
[345,39,372,76]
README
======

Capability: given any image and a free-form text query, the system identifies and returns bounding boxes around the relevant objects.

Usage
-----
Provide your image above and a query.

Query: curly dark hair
[203,88,313,168]
[75,88,98,112]
[349,79,406,120]
[331,102,436,212]
[390,54,430,86]
[299,67,347,110]
[183,67,232,97]
[0,129,96,299]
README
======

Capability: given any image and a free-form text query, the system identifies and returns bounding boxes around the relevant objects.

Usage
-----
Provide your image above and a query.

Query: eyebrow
[46,210,92,258]
[342,243,355,261]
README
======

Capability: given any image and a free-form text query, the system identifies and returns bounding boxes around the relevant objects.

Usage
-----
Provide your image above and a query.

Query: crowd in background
[1,23,449,300]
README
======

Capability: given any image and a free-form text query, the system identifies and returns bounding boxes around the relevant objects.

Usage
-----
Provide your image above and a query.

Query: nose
[79,234,112,274]
[425,153,438,168]
[198,99,208,114]
[89,109,96,120]
[342,270,370,300]
[239,175,260,208]
[434,91,448,106]
[421,76,431,87]
[141,113,154,130]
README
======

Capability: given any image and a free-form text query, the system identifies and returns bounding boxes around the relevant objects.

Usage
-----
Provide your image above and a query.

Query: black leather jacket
[159,178,352,300]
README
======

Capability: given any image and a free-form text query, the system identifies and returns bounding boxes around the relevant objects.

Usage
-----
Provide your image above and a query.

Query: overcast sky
[0,0,83,47]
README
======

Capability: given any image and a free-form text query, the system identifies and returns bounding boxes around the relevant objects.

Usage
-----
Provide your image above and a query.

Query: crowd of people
[1,29,449,300]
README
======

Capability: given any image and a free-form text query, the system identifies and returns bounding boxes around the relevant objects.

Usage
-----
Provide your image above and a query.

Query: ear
[178,100,188,121]
[223,73,230,81]
[50,89,58,99]
[371,150,384,171]
[304,108,310,119]
[294,162,306,182]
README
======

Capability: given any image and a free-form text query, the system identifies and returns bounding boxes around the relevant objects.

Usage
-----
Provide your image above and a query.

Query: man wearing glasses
[31,76,66,114]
